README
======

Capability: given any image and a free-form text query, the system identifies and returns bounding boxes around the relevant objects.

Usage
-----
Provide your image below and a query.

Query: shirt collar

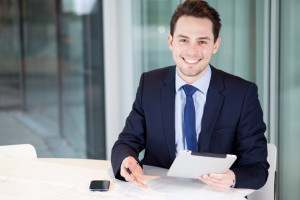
[175,65,212,95]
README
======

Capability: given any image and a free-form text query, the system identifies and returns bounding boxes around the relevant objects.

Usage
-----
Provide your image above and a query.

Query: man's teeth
[185,59,199,64]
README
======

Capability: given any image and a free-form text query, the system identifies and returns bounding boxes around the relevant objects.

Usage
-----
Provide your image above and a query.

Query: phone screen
[89,180,110,192]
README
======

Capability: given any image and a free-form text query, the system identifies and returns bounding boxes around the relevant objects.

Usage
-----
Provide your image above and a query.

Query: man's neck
[176,66,209,84]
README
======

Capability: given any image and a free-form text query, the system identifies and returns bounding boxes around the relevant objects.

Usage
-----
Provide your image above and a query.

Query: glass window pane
[279,0,300,199]
[0,0,21,109]
[0,0,105,159]
[208,0,266,106]
[60,1,87,157]
[132,0,178,87]
[23,0,60,141]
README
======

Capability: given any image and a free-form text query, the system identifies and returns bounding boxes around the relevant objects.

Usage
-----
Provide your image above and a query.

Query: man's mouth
[182,57,201,64]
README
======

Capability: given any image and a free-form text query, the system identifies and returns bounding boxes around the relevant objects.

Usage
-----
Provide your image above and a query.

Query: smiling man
[111,0,269,192]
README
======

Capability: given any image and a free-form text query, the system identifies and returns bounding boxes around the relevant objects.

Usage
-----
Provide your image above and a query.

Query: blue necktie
[182,84,198,151]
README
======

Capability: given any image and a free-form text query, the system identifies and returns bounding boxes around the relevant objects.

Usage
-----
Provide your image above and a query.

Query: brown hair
[170,0,221,42]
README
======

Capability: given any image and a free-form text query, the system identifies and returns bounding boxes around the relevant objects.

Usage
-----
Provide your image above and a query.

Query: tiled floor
[0,110,84,158]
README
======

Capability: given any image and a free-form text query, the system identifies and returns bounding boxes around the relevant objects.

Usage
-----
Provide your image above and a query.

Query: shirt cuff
[230,170,236,188]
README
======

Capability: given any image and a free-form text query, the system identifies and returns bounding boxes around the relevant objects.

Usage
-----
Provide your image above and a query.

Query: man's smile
[182,57,201,64]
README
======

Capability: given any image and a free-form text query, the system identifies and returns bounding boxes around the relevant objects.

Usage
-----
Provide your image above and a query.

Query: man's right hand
[120,156,148,188]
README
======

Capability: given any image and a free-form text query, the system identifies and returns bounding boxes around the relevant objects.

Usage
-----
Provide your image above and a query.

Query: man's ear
[213,37,221,54]
[168,34,173,51]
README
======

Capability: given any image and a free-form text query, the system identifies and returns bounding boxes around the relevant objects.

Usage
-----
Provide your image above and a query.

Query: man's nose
[187,43,201,57]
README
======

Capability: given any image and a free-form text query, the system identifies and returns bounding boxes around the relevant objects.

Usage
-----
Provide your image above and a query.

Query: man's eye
[199,41,207,44]
[180,39,187,43]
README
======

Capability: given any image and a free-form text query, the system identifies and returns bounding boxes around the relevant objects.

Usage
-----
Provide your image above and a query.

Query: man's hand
[120,156,148,188]
[199,170,235,192]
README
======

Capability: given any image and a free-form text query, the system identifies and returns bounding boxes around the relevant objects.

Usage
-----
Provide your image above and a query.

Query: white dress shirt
[175,66,212,155]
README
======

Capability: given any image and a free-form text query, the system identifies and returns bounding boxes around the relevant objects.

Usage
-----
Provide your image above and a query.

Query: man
[111,0,269,192]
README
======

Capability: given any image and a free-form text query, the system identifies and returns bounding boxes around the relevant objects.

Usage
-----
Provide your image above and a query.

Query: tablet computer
[167,151,237,179]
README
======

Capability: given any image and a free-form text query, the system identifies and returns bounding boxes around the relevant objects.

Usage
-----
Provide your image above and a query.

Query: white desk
[0,157,254,200]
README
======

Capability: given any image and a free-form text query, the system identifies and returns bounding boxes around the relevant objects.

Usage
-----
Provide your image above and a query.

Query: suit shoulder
[142,65,175,82]
[213,67,254,87]
[143,66,174,77]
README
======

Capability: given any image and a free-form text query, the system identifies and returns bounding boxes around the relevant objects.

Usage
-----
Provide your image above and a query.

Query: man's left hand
[199,170,235,192]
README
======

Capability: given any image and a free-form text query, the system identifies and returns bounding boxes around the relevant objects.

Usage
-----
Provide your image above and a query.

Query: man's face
[168,15,221,83]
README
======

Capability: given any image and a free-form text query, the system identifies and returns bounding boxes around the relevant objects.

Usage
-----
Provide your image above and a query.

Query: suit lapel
[198,67,225,152]
[161,66,176,162]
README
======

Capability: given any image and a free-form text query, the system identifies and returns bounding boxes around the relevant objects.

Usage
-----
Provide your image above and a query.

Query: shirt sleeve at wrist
[230,170,236,188]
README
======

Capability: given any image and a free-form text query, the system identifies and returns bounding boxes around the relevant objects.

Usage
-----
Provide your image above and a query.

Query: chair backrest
[0,144,37,159]
[248,143,277,200]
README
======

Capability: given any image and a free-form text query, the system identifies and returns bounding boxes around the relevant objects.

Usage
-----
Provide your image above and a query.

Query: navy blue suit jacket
[111,65,269,189]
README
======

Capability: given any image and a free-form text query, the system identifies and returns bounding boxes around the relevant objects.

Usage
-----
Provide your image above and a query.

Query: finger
[209,173,229,180]
[199,177,230,192]
[126,170,148,188]
[132,166,148,188]
[136,178,148,189]
[209,170,235,180]
[209,176,233,185]
[200,175,233,189]
[201,175,233,186]
[121,158,148,188]
[120,164,134,182]
[208,172,234,186]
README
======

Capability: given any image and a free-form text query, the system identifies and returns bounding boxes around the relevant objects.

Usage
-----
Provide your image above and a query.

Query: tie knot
[182,84,198,97]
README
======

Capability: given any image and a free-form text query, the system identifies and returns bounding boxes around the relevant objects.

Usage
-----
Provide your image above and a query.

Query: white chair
[248,143,277,200]
[0,144,37,159]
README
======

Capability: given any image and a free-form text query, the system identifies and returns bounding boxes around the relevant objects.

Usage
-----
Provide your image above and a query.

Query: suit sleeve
[111,73,146,180]
[231,83,269,189]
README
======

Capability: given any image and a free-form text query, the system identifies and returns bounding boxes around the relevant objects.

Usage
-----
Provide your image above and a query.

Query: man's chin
[181,70,203,77]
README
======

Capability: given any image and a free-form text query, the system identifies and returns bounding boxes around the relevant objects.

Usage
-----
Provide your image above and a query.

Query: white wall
[103,0,135,159]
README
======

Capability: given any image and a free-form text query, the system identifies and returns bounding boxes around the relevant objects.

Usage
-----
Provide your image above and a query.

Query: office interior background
[0,0,299,199]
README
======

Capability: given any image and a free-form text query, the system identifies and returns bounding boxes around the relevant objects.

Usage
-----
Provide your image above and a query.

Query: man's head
[170,0,221,42]
[168,0,222,83]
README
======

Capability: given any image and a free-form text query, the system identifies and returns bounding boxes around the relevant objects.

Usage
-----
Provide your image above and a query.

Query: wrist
[229,170,236,188]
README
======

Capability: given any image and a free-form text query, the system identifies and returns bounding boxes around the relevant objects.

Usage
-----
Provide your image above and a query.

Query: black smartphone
[89,180,110,192]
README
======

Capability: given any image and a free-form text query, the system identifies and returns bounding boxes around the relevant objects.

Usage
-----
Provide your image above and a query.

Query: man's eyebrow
[176,34,189,38]
[196,36,211,40]
[176,35,211,40]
